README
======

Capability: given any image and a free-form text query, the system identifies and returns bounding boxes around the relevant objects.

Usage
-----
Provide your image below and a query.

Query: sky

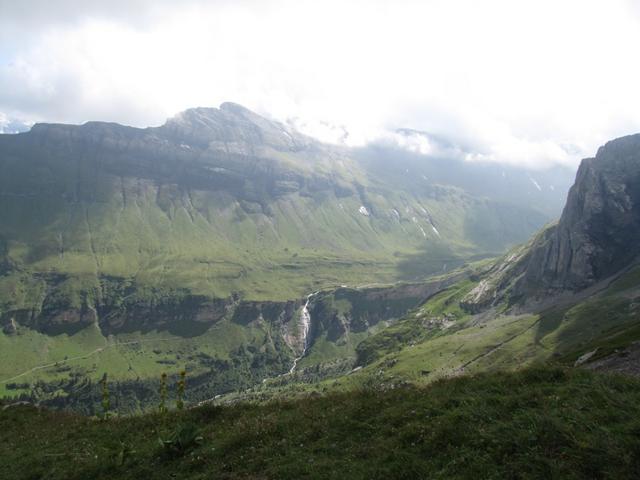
[1,0,640,169]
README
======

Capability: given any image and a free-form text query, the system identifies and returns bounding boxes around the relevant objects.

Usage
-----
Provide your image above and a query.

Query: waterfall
[196,292,317,405]
[289,292,316,374]
[299,296,312,352]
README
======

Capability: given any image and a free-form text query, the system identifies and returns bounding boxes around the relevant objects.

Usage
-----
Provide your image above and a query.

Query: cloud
[1,0,640,168]
[0,0,207,29]
[0,112,32,133]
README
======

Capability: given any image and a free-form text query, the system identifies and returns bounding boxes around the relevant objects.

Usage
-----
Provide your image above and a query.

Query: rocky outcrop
[309,274,467,345]
[2,317,17,335]
[0,273,303,337]
[463,134,640,310]
[518,134,640,292]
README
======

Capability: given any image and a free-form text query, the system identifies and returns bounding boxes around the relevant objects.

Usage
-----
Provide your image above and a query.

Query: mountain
[0,103,569,325]
[2,129,639,477]
[360,128,572,218]
[518,134,640,292]
[0,103,574,410]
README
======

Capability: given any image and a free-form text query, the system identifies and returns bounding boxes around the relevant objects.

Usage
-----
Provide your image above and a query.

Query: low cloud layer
[1,0,640,169]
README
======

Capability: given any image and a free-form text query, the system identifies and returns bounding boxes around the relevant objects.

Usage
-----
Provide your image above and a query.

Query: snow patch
[418,226,427,237]
[359,205,370,216]
[574,349,599,367]
[431,225,441,237]
[528,175,542,191]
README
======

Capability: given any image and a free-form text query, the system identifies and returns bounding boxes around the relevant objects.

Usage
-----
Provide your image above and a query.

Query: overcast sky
[1,0,640,169]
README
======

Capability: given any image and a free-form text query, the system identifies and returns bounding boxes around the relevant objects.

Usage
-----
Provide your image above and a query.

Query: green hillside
[334,261,640,395]
[0,104,563,318]
[2,367,639,480]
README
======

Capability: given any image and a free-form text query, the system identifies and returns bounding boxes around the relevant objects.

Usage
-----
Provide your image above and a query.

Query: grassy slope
[7,260,638,409]
[0,172,502,304]
[329,265,640,393]
[2,367,640,480]
[0,319,282,399]
[0,133,550,310]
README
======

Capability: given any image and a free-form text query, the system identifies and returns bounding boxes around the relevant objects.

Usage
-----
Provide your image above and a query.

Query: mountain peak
[167,102,265,127]
[159,102,310,150]
[219,101,253,115]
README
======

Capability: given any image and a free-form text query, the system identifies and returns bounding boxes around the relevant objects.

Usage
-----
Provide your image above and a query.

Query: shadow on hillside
[462,201,548,255]
[394,241,465,282]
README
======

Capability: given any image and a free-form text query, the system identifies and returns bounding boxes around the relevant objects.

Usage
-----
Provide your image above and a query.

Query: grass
[0,318,287,404]
[353,279,476,365]
[345,257,640,392]
[0,145,551,314]
[1,366,640,479]
[0,273,471,410]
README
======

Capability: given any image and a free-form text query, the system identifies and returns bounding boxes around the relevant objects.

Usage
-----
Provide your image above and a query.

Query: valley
[1,106,639,427]
[3,2,640,478]
[0,103,575,412]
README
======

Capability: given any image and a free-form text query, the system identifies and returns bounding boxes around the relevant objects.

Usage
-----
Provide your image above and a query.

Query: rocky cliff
[463,134,640,310]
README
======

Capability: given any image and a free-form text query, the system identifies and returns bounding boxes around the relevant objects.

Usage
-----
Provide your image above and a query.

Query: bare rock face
[518,134,640,293]
[2,317,17,335]
[463,134,640,310]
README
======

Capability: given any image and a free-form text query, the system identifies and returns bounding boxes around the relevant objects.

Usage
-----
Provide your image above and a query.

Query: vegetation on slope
[0,279,459,412]
[339,264,640,394]
[1,367,640,479]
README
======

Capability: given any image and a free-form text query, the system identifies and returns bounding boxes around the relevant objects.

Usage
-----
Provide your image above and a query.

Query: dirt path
[455,317,541,373]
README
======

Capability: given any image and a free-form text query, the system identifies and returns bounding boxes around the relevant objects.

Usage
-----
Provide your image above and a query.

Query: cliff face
[463,134,640,310]
[521,134,640,292]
